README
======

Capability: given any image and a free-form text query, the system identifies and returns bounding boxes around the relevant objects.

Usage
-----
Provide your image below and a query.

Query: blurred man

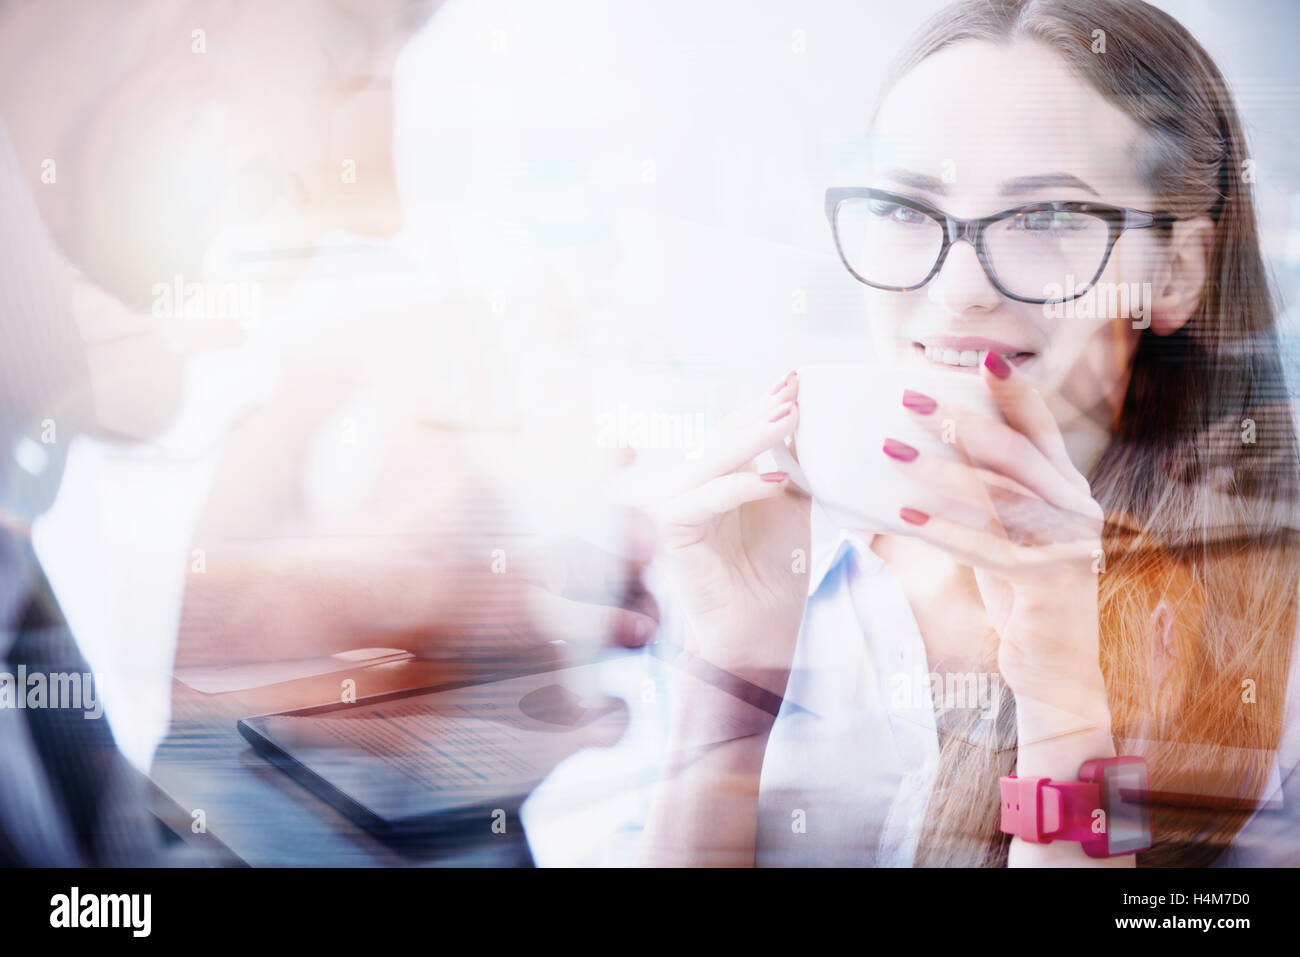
[0,0,654,865]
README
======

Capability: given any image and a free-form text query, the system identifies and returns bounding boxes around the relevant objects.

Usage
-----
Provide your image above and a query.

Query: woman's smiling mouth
[912,336,1036,372]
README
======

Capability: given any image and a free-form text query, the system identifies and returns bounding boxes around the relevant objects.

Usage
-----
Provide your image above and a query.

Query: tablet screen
[239,658,633,832]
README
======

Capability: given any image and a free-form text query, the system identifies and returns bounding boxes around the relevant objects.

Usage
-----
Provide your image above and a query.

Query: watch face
[1104,761,1152,854]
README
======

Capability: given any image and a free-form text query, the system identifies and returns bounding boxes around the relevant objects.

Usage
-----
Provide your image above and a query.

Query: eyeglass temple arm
[1124,209,1177,229]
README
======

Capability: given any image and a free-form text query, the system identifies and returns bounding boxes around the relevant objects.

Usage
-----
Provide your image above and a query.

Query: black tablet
[237,654,638,843]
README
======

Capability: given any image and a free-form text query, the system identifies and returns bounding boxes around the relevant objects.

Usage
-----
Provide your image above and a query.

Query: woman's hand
[885,350,1127,866]
[885,351,1106,703]
[637,371,810,866]
[651,370,812,696]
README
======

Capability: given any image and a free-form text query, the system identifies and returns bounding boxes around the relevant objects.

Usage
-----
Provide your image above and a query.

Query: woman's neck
[1062,422,1113,480]
[1052,351,1134,480]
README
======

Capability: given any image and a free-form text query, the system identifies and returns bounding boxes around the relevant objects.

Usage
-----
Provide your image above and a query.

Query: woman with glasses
[637,0,1300,866]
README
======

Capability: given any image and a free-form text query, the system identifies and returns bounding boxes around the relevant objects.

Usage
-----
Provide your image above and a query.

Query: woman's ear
[1148,216,1214,336]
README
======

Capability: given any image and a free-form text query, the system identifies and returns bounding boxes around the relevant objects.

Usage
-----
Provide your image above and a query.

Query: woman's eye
[867,200,928,225]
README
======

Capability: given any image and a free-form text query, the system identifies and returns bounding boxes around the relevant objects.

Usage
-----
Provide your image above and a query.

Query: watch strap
[999,774,1102,844]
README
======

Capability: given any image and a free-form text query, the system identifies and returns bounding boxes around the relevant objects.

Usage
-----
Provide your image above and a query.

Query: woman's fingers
[979,351,1090,492]
[668,376,799,497]
[657,469,792,535]
[882,436,1101,542]
[715,369,799,432]
[901,392,1097,518]
[694,370,798,447]
[882,436,1003,530]
[892,354,1102,552]
[893,509,1100,580]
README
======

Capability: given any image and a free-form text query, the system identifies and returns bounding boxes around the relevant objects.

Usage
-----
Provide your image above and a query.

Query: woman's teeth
[923,345,982,367]
[921,345,1026,367]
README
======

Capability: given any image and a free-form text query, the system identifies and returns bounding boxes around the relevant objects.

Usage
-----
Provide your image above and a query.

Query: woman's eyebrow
[998,172,1100,196]
[876,167,949,196]
[875,168,1100,199]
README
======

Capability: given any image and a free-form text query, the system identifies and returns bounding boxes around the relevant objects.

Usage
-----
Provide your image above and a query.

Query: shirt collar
[807,499,885,596]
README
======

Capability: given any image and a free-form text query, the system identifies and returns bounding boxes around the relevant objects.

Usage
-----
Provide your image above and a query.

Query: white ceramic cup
[770,361,1007,535]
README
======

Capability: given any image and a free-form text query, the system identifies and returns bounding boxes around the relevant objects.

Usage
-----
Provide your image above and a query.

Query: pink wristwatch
[999,756,1151,857]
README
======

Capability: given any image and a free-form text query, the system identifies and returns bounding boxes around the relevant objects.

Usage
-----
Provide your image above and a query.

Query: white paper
[175,647,414,694]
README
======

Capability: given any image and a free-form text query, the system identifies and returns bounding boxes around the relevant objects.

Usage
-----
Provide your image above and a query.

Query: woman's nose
[926,238,1002,314]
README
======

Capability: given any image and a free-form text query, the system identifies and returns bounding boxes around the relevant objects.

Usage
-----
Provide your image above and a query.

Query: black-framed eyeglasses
[826,187,1177,304]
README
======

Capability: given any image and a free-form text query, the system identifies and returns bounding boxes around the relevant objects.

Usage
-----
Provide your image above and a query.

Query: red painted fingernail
[899,507,929,526]
[760,471,788,482]
[769,370,794,395]
[901,390,937,414]
[882,438,919,462]
[983,350,1011,379]
[769,402,793,423]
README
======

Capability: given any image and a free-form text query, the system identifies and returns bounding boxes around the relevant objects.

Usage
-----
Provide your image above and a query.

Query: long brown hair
[874,0,1300,867]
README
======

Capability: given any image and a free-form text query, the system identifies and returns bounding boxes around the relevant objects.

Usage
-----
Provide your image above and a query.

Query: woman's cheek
[862,289,910,359]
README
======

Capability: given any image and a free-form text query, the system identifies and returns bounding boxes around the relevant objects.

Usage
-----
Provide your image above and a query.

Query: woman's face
[864,39,1168,431]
